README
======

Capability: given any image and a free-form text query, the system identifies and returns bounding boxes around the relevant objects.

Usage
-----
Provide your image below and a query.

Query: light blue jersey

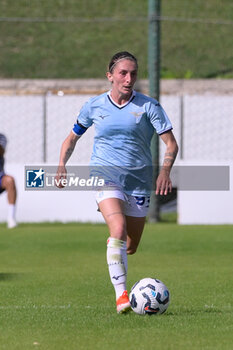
[73,91,172,196]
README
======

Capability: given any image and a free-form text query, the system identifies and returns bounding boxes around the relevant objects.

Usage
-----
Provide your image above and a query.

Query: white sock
[8,204,16,221]
[107,237,128,300]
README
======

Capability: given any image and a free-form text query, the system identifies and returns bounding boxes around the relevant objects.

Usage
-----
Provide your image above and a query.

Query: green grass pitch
[0,0,232,79]
[0,222,232,350]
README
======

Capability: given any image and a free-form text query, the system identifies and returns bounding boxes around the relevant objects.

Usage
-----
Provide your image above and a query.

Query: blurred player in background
[56,52,178,313]
[0,133,17,229]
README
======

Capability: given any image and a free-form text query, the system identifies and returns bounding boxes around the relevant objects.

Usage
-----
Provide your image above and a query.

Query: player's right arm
[56,131,80,188]
[56,100,91,188]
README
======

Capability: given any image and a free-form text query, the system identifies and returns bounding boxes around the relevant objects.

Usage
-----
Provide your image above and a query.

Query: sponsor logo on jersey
[98,115,109,119]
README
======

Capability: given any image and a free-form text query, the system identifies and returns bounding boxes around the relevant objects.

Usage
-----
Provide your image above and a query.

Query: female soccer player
[56,51,178,313]
[0,133,17,228]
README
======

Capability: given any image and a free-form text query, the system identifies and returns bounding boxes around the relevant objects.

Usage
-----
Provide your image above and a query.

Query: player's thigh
[98,198,127,240]
[126,216,146,254]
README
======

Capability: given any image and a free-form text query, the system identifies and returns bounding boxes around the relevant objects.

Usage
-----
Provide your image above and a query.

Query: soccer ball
[129,278,170,315]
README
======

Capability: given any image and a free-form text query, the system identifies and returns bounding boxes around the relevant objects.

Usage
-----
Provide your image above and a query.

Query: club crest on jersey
[130,111,144,124]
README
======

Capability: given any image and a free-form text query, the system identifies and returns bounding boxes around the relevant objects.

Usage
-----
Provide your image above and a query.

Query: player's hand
[155,170,172,196]
[55,165,67,188]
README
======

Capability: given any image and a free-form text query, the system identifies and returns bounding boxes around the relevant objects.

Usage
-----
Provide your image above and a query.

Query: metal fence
[1,80,233,166]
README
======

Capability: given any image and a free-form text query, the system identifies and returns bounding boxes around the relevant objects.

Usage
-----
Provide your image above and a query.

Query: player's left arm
[156,130,178,195]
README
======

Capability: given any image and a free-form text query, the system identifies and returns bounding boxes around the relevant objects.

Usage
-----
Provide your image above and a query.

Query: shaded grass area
[0,222,232,349]
[0,0,232,78]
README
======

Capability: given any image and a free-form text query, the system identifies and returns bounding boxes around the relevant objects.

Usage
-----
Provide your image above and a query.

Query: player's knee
[110,225,127,240]
[2,175,15,189]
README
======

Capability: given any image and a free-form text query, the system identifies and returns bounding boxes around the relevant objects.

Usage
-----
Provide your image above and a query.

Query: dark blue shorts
[0,173,5,194]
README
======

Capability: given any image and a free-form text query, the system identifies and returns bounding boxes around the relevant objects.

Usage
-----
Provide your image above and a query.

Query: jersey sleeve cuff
[158,127,173,135]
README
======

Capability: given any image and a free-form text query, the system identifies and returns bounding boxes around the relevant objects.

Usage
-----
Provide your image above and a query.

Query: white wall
[0,164,104,224]
[1,162,232,225]
[177,161,233,225]
[1,93,233,224]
